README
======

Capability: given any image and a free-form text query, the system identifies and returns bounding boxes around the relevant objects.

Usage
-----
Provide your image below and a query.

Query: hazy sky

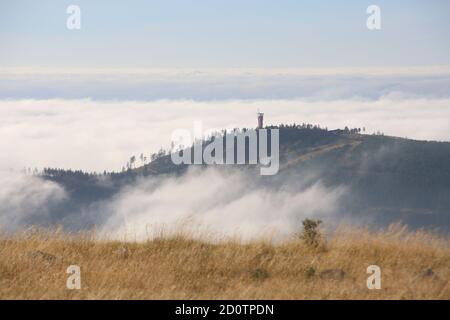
[1,0,450,68]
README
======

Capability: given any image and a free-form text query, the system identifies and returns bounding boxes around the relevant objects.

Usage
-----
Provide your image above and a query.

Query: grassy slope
[0,226,449,299]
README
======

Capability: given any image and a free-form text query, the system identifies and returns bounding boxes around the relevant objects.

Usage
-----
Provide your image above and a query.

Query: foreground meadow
[0,225,449,299]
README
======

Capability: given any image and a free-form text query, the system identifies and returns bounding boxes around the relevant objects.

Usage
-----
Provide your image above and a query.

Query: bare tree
[130,156,136,169]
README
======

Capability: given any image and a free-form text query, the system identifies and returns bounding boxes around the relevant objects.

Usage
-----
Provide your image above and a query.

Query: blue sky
[1,0,449,68]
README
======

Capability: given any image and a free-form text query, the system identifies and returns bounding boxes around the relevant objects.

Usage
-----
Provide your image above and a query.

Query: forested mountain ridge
[40,126,450,232]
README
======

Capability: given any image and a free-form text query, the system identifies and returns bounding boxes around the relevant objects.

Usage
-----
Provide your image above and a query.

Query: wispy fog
[0,168,346,241]
[0,170,66,231]
[99,168,345,241]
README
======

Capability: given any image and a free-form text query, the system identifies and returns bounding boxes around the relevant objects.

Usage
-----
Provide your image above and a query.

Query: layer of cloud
[1,97,449,172]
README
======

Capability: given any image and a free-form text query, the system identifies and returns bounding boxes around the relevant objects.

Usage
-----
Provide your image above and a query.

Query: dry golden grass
[0,224,449,300]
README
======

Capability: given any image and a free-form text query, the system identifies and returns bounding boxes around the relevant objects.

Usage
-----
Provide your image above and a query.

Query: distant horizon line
[1,65,450,77]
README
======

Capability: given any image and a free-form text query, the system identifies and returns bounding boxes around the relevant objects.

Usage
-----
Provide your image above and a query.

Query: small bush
[299,219,322,247]
[304,266,316,279]
[250,268,269,281]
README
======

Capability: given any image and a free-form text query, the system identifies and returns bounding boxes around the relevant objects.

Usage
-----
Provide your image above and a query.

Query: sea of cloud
[0,97,449,172]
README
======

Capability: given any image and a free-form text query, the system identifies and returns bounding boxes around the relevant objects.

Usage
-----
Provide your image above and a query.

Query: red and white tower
[257,111,264,129]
